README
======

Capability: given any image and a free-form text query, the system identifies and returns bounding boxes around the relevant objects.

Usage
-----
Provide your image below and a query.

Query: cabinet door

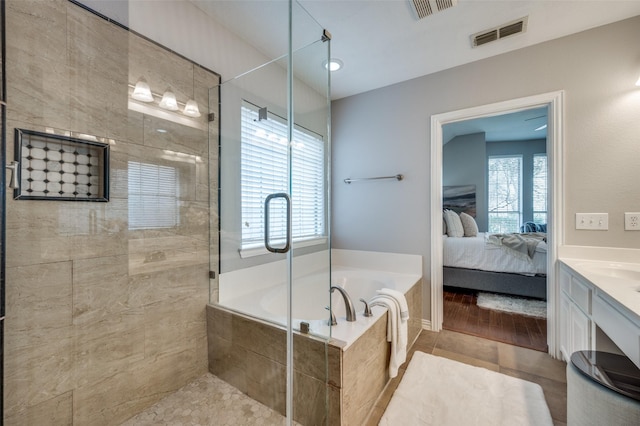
[570,303,591,354]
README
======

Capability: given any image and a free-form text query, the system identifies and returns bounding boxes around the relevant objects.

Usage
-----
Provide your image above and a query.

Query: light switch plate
[576,213,608,230]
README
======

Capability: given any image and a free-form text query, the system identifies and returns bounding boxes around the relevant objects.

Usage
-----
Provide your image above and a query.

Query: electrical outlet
[624,212,640,231]
[576,213,609,230]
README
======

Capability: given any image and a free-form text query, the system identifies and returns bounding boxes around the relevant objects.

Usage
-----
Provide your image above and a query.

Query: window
[240,104,325,249]
[533,154,547,225]
[488,155,522,233]
[128,161,179,230]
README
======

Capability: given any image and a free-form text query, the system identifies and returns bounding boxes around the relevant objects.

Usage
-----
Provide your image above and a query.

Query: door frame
[429,91,565,358]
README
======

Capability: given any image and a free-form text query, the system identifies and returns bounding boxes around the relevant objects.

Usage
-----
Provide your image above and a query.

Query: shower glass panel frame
[212,1,332,424]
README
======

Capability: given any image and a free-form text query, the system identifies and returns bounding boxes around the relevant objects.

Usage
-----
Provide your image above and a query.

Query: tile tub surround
[4,1,219,424]
[207,277,422,425]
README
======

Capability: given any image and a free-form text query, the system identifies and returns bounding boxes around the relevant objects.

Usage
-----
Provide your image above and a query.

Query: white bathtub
[221,266,421,349]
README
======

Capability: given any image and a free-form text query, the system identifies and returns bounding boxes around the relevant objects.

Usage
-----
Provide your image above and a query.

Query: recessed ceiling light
[535,124,547,131]
[323,59,343,72]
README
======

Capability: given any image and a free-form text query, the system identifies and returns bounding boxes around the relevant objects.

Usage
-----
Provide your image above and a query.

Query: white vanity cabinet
[559,259,640,368]
[559,264,595,361]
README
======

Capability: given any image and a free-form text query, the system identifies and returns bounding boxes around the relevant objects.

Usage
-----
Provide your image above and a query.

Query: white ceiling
[443,106,547,143]
[192,0,640,100]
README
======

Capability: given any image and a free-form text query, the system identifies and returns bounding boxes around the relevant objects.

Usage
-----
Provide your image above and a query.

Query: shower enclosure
[211,1,333,424]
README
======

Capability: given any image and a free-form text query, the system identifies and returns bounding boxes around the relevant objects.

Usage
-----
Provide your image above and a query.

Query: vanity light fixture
[131,79,154,102]
[159,90,179,111]
[183,99,201,118]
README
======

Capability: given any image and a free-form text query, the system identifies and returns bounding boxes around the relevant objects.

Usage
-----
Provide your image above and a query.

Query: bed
[443,232,547,300]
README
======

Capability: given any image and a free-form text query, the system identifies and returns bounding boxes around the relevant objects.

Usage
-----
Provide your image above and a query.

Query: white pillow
[460,212,478,237]
[444,210,464,238]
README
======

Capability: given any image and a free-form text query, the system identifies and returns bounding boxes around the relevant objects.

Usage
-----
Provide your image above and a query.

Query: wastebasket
[567,350,640,425]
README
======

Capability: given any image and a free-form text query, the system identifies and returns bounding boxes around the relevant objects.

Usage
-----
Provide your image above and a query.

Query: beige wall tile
[4,391,73,426]
[6,197,128,267]
[73,254,131,325]
[5,261,72,330]
[143,299,207,358]
[128,263,208,308]
[4,330,74,419]
[6,0,71,130]
[73,308,145,389]
[245,350,287,415]
[67,6,130,136]
[73,345,205,426]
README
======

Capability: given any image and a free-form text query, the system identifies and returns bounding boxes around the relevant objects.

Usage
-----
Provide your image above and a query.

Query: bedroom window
[240,103,325,250]
[533,154,547,225]
[488,155,522,233]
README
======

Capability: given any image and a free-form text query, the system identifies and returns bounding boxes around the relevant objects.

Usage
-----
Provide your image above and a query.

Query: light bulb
[131,79,154,102]
[183,99,201,117]
[159,90,179,111]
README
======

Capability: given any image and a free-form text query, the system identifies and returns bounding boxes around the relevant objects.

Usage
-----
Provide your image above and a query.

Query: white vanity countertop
[559,245,640,321]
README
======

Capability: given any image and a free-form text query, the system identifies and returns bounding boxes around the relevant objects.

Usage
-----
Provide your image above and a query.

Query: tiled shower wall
[3,1,219,424]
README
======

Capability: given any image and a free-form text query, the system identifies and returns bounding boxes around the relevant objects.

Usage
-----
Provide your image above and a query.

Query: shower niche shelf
[13,129,109,201]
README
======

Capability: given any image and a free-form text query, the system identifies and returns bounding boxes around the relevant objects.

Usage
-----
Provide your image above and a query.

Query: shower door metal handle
[264,193,291,254]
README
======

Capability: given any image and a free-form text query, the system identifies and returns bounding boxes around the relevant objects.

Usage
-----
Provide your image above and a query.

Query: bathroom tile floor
[122,373,298,426]
[124,329,566,426]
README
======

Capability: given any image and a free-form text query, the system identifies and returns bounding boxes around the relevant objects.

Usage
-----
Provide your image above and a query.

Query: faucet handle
[325,306,337,326]
[360,298,373,317]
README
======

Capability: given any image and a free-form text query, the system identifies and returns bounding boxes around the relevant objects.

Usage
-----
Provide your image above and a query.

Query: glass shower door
[212,1,332,424]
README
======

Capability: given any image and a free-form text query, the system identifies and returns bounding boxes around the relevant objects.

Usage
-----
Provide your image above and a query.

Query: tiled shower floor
[121,373,292,426]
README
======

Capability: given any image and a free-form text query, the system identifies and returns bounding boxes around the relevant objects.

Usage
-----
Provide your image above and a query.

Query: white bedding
[443,232,546,276]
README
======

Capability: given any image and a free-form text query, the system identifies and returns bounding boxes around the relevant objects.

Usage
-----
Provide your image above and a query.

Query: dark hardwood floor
[443,286,548,352]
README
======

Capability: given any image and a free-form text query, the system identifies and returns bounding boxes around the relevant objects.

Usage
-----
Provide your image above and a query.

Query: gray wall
[443,132,487,231]
[332,15,640,320]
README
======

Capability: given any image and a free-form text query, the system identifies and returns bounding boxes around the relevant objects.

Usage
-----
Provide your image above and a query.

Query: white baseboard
[421,319,432,331]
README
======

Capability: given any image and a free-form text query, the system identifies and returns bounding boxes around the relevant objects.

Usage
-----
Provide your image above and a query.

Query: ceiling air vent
[471,16,528,48]
[409,0,458,20]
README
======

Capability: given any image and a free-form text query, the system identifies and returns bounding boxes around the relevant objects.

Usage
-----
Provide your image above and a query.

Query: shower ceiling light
[159,90,179,111]
[183,99,201,118]
[323,59,343,72]
[131,79,154,102]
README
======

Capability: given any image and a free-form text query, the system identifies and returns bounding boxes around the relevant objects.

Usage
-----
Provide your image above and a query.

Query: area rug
[477,292,547,318]
[379,351,553,426]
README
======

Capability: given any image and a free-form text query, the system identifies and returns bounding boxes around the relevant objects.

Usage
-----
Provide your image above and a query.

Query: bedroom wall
[331,15,640,320]
[443,132,487,231]
[486,139,547,226]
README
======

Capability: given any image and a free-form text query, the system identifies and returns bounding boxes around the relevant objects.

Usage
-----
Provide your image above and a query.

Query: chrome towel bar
[344,174,404,184]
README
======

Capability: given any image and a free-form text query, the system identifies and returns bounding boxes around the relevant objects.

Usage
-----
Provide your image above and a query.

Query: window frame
[239,102,327,257]
[487,154,523,233]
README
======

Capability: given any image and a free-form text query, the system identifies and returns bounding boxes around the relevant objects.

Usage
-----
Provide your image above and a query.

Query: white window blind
[488,155,522,233]
[240,104,325,248]
[128,161,179,230]
[533,154,548,225]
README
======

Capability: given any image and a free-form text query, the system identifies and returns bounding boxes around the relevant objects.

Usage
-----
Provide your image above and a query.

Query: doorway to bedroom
[441,108,549,352]
[430,91,565,357]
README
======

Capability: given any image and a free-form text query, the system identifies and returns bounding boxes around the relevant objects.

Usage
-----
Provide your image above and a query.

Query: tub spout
[330,285,357,322]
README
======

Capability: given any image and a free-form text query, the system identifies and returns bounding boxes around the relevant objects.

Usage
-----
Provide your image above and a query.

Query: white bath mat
[477,292,547,318]
[379,351,553,426]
